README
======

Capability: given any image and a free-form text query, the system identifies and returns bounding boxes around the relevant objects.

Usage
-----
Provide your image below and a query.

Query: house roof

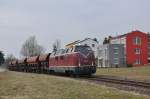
[110,34,127,40]
[65,38,98,47]
[78,38,98,43]
[110,30,147,40]
[65,40,80,46]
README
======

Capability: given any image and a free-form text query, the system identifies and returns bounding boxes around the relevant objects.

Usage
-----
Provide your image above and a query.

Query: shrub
[127,64,133,67]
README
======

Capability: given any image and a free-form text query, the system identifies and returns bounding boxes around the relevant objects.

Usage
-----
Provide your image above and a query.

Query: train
[8,45,96,76]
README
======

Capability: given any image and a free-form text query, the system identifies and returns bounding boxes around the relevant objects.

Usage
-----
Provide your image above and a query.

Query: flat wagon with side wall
[39,53,51,73]
[9,60,18,71]
[17,58,27,72]
[26,56,39,73]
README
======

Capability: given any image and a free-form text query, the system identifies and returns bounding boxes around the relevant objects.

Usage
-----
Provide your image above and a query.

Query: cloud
[0,0,150,58]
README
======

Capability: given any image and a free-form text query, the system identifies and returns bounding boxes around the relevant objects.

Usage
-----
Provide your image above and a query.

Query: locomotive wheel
[74,74,79,78]
[87,74,92,77]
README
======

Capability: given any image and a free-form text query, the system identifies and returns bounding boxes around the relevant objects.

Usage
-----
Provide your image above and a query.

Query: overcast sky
[0,0,149,58]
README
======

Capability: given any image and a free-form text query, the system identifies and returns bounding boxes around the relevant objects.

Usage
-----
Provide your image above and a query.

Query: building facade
[147,33,150,63]
[97,44,125,68]
[110,30,148,66]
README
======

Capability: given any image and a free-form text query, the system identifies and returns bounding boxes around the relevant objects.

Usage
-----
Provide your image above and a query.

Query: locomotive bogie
[47,65,96,76]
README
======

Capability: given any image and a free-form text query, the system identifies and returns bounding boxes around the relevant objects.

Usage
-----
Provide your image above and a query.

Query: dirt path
[0,65,7,72]
[0,68,6,72]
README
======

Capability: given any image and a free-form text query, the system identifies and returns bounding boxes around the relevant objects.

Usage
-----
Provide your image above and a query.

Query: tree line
[20,36,61,57]
[0,35,62,66]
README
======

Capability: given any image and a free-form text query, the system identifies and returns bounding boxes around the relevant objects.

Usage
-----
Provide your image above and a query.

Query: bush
[0,51,5,65]
[115,65,119,68]
[127,64,133,67]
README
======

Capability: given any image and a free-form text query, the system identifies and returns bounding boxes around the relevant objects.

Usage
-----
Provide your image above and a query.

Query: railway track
[88,76,150,88]
[80,75,150,95]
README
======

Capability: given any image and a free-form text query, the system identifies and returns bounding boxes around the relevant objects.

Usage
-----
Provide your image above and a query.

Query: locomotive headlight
[78,60,81,67]
[92,61,94,66]
[78,60,81,66]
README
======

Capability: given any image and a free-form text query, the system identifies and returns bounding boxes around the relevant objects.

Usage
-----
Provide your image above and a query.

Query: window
[60,56,64,60]
[74,46,92,55]
[134,59,140,64]
[114,58,118,64]
[114,48,119,54]
[104,49,107,57]
[84,44,87,46]
[133,37,141,45]
[111,39,118,44]
[114,54,118,59]
[92,44,95,47]
[55,57,58,61]
[134,48,140,54]
[71,47,74,52]
[65,48,69,53]
[99,50,103,56]
[69,47,74,53]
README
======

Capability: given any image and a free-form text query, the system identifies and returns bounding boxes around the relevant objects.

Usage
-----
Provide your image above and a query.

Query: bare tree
[53,39,61,52]
[20,36,45,57]
[5,54,16,65]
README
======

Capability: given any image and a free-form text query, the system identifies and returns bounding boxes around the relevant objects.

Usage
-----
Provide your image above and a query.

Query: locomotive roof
[50,49,65,57]
[39,53,51,61]
[26,56,39,63]
[50,45,90,57]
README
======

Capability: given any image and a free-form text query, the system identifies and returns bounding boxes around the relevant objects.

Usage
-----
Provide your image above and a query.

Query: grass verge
[96,66,150,81]
[0,71,149,99]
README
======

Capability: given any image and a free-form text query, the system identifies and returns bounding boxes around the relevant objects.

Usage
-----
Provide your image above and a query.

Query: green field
[0,71,149,99]
[96,66,150,81]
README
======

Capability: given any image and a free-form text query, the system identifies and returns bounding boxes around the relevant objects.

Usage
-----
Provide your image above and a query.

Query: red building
[110,30,148,66]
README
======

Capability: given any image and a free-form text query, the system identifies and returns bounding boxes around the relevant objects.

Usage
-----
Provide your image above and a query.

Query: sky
[0,0,150,58]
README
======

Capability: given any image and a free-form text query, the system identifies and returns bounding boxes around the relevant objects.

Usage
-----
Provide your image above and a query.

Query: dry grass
[96,66,150,81]
[0,71,150,99]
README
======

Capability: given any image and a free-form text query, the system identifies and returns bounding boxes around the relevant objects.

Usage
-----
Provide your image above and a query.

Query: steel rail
[87,76,150,89]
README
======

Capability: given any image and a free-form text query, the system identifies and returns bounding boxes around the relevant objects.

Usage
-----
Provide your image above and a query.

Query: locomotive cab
[74,45,95,66]
[72,45,96,75]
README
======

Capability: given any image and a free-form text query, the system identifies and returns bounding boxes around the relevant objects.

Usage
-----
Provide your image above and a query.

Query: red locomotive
[8,45,96,76]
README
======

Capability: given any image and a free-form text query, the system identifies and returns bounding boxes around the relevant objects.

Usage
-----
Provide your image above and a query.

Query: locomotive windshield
[74,46,92,55]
